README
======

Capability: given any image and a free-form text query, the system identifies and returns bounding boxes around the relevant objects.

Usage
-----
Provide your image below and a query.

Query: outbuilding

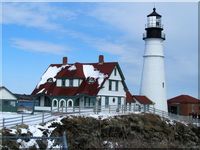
[0,86,17,112]
[133,95,154,112]
[168,95,200,116]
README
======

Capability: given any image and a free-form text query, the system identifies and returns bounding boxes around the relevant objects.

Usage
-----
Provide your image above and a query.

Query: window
[53,101,57,107]
[69,79,73,87]
[68,101,72,107]
[56,79,62,87]
[109,80,112,91]
[115,81,118,91]
[113,98,116,103]
[60,101,64,107]
[118,97,121,106]
[88,78,95,84]
[84,97,90,107]
[109,80,118,91]
[114,68,117,76]
[47,78,53,83]
[162,82,164,88]
[62,79,65,86]
[105,97,109,107]
[3,100,10,106]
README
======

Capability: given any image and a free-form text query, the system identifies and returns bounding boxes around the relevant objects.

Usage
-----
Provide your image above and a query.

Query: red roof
[133,95,153,105]
[168,95,200,104]
[126,91,135,103]
[32,62,120,96]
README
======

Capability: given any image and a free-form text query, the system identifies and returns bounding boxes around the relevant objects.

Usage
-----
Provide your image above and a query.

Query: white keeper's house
[32,55,137,112]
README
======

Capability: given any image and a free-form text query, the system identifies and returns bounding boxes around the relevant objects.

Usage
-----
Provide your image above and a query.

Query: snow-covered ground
[8,117,64,149]
[68,111,141,120]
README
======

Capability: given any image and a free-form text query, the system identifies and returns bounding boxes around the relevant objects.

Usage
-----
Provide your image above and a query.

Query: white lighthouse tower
[140,8,168,112]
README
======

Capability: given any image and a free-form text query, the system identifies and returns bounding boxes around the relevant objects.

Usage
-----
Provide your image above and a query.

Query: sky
[1,2,198,99]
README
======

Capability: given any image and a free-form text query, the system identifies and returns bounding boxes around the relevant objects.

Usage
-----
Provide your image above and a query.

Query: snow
[83,65,107,86]
[19,139,39,149]
[37,88,45,94]
[20,128,28,134]
[10,129,17,134]
[37,65,68,88]
[103,141,115,148]
[165,120,175,125]
[69,111,138,120]
[28,125,43,137]
[14,117,64,149]
[68,65,77,71]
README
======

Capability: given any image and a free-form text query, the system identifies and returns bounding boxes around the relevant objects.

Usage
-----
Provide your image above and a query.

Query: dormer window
[47,78,53,83]
[88,77,95,84]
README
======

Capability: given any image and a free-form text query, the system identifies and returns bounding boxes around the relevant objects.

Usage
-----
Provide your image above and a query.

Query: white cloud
[2,3,77,31]
[11,38,69,55]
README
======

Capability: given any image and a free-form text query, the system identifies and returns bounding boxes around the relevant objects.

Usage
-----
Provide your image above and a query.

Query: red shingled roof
[133,95,153,105]
[126,91,135,103]
[32,62,119,96]
[167,95,200,104]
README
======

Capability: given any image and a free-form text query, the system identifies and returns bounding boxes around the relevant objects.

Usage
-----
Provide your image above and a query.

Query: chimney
[99,55,104,64]
[63,57,68,65]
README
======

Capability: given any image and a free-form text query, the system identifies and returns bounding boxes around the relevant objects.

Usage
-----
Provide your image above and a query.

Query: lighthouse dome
[147,8,161,17]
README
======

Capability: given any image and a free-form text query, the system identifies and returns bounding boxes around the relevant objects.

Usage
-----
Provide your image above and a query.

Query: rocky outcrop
[51,113,200,149]
[1,113,200,149]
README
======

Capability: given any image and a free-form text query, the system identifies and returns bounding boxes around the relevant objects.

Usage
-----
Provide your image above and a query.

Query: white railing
[0,112,54,129]
[1,105,199,129]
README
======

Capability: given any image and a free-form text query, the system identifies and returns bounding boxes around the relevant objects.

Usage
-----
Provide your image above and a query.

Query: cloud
[11,38,69,55]
[2,3,77,31]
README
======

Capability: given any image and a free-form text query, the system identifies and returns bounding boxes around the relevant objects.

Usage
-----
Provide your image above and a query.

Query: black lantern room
[143,8,165,40]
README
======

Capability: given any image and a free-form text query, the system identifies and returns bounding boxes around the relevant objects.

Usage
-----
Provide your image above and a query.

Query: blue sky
[1,2,198,99]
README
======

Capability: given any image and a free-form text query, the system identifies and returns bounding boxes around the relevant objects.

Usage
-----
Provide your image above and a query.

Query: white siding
[109,67,121,80]
[56,79,62,87]
[98,66,126,108]
[100,96,125,106]
[40,96,45,106]
[0,88,17,100]
[101,96,105,106]
[98,80,125,97]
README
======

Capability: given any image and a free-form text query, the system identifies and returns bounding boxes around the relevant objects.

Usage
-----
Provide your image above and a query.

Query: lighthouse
[140,8,168,112]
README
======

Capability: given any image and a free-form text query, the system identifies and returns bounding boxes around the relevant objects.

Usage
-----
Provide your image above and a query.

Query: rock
[2,113,200,149]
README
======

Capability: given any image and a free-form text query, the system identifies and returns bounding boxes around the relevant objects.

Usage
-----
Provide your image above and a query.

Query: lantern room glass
[146,16,162,28]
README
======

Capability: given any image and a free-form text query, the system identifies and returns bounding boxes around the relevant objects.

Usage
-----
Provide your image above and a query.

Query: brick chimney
[63,57,68,65]
[99,55,104,64]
